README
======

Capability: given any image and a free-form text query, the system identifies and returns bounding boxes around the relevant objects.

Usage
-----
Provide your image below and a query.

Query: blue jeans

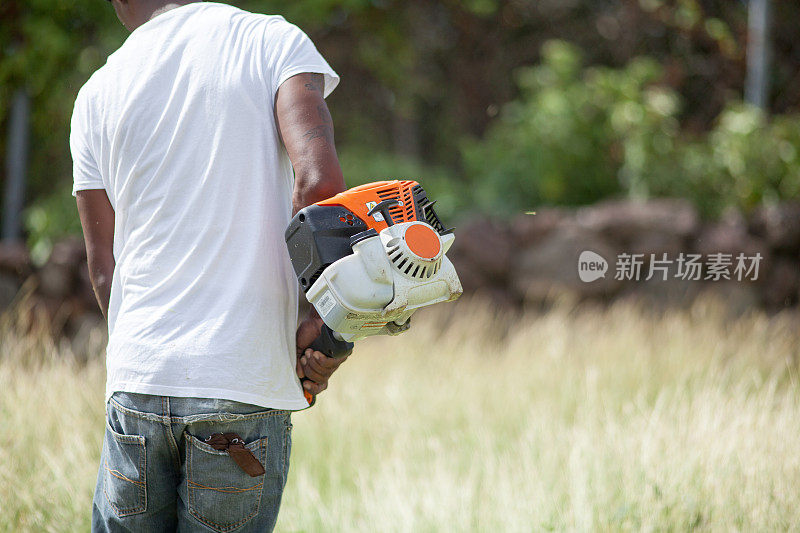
[92,392,292,532]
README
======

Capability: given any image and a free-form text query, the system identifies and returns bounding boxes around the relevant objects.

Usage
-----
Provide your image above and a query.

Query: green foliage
[0,1,126,211]
[647,106,800,216]
[24,184,82,266]
[0,2,125,262]
[707,106,800,208]
[338,147,460,223]
[462,40,800,217]
[462,41,678,211]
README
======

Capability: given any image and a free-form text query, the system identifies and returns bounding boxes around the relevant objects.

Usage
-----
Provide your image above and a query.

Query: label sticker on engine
[366,200,403,222]
[365,201,383,221]
[316,290,336,317]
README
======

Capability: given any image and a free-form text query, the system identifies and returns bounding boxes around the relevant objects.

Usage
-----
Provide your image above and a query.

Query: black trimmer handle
[302,324,354,407]
[309,324,354,358]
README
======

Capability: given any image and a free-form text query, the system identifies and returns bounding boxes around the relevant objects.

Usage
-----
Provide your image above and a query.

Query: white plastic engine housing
[306,221,462,342]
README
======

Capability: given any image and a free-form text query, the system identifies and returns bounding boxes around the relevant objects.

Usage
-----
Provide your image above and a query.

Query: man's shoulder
[203,2,288,25]
[73,65,108,114]
[176,4,298,49]
[232,10,296,35]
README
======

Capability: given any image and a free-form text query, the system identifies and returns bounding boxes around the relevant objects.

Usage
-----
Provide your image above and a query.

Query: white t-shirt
[70,2,339,410]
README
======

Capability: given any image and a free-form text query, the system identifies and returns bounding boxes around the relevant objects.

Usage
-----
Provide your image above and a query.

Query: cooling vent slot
[377,182,416,224]
[387,244,442,280]
[411,184,447,234]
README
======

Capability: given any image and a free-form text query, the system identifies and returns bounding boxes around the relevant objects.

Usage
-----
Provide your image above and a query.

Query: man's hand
[295,313,348,396]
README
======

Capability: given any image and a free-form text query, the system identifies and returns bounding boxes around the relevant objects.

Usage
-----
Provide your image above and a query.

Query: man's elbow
[87,254,114,290]
[91,270,112,292]
[293,168,345,208]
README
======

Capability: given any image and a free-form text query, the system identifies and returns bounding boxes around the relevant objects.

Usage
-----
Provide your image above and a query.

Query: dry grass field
[1,298,799,532]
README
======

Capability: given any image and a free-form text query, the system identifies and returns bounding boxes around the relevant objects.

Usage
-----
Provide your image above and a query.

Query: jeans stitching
[109,397,289,424]
[163,397,182,472]
[103,486,146,516]
[102,418,147,516]
[109,397,169,423]
[104,459,145,486]
[187,480,264,493]
[281,427,287,483]
[188,439,194,522]
[281,416,291,486]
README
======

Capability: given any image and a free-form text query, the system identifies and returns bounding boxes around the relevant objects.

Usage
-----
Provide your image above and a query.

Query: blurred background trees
[1,0,799,259]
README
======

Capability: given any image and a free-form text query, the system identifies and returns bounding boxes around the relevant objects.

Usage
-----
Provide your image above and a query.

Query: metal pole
[745,0,772,109]
[2,88,30,243]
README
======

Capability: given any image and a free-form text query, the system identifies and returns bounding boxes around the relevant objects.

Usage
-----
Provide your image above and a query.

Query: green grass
[1,299,799,531]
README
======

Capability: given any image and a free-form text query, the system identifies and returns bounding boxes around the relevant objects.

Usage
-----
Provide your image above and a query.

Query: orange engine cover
[316,180,422,232]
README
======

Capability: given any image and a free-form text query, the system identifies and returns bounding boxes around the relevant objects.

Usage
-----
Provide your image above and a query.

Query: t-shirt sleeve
[70,88,104,197]
[265,17,340,98]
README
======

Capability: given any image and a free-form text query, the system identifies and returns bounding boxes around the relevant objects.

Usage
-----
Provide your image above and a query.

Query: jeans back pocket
[184,432,267,532]
[102,421,147,517]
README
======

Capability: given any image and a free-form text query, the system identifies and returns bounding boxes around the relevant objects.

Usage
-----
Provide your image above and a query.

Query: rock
[511,225,621,304]
[695,210,770,259]
[37,238,87,299]
[510,208,566,248]
[450,256,489,294]
[0,273,20,312]
[749,202,800,252]
[463,285,519,308]
[68,312,108,360]
[619,276,703,309]
[628,231,686,258]
[48,237,87,269]
[575,198,699,246]
[0,241,31,278]
[760,256,800,309]
[448,216,513,283]
[38,263,74,299]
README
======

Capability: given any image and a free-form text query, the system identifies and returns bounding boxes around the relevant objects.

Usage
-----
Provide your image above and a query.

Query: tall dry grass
[1,299,799,531]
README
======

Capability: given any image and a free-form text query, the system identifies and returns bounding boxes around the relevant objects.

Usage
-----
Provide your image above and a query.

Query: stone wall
[448,199,800,311]
[0,199,797,339]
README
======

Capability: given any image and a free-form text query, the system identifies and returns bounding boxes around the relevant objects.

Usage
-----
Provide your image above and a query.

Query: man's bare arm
[76,189,115,319]
[276,72,348,395]
[275,72,346,215]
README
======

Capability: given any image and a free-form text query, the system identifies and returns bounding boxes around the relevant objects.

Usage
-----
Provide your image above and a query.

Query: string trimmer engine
[285,180,462,362]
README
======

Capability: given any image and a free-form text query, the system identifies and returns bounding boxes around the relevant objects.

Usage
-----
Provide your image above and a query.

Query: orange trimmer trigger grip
[303,387,316,407]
